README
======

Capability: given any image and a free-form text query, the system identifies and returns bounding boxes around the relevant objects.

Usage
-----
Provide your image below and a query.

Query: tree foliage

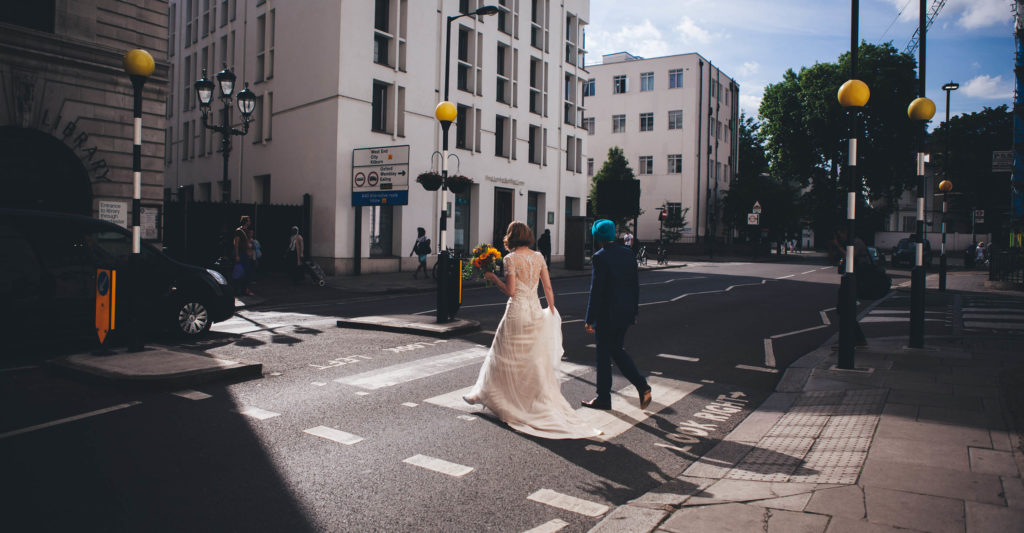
[590,146,638,228]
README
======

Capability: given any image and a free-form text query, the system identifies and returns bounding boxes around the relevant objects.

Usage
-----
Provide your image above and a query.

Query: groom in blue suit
[583,219,652,410]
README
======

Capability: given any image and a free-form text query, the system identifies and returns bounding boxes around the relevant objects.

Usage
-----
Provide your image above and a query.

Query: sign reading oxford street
[352,145,410,206]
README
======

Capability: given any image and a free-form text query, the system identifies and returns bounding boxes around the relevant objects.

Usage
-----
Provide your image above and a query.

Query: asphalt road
[3,259,949,532]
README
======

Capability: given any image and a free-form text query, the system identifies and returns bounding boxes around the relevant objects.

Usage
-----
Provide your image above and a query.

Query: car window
[87,230,166,266]
[0,223,42,297]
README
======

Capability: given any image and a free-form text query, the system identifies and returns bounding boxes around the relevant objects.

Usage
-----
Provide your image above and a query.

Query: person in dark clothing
[537,229,551,266]
[410,227,430,280]
[233,216,254,296]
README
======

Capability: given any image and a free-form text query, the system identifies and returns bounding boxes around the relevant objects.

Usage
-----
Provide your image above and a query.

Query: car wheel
[175,299,212,336]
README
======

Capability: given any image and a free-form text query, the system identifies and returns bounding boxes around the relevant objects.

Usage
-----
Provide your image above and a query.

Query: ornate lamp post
[939,81,958,291]
[434,4,500,323]
[194,66,257,203]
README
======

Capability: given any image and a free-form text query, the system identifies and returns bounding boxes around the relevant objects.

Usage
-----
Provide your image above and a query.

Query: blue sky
[586,0,1014,122]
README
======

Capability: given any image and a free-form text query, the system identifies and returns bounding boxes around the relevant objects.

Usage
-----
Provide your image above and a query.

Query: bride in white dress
[463,221,601,440]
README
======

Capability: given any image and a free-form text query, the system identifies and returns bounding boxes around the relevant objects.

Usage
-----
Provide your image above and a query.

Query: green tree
[759,42,920,240]
[736,113,769,181]
[590,146,638,228]
[660,206,690,243]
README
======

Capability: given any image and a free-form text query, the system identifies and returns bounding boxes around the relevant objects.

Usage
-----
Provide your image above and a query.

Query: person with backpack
[410,227,431,279]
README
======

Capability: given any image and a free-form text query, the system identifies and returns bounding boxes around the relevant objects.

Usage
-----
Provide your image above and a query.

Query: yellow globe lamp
[435,101,457,124]
[122,49,155,78]
[938,180,953,193]
[837,79,870,108]
[907,97,936,121]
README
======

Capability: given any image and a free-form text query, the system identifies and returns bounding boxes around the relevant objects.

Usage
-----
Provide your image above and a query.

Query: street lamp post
[122,48,155,352]
[939,82,958,291]
[434,4,500,324]
[907,0,934,349]
[194,66,257,203]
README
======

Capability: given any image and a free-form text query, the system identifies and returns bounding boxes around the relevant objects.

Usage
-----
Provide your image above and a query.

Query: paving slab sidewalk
[591,273,1024,533]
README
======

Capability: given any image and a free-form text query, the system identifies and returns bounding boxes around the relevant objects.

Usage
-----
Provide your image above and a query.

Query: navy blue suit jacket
[585,243,639,329]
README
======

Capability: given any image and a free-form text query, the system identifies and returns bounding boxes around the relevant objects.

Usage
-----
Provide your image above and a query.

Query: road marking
[586,344,596,348]
[424,361,592,413]
[860,317,944,323]
[311,382,327,386]
[671,289,724,302]
[457,415,478,421]
[172,390,211,400]
[735,364,779,374]
[0,401,142,440]
[964,321,1024,330]
[771,324,829,339]
[763,339,776,367]
[523,519,569,533]
[269,372,282,376]
[776,274,795,279]
[578,377,701,441]
[657,353,700,362]
[304,425,363,445]
[820,308,834,326]
[355,391,370,396]
[527,489,609,517]
[585,444,606,452]
[402,402,418,408]
[701,379,715,384]
[403,454,474,477]
[640,276,707,286]
[237,406,281,420]
[800,269,818,275]
[336,346,488,390]
[562,318,584,324]
[963,308,1024,314]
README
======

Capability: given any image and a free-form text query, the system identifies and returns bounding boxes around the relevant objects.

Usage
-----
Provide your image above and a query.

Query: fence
[989,250,1024,287]
[163,195,311,272]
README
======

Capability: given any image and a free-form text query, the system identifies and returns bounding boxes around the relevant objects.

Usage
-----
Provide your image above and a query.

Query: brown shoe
[639,386,652,410]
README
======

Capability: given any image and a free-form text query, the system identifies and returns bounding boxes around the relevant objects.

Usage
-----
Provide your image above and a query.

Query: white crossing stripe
[0,401,141,440]
[402,402,418,408]
[336,346,488,390]
[578,376,701,441]
[311,382,327,386]
[237,406,281,420]
[586,344,596,348]
[355,391,370,396]
[457,415,478,421]
[304,425,363,445]
[963,308,1024,314]
[657,353,700,362]
[860,317,944,323]
[523,518,569,533]
[424,361,592,413]
[172,390,211,400]
[964,321,1024,330]
[735,364,779,374]
[403,454,474,477]
[527,489,609,517]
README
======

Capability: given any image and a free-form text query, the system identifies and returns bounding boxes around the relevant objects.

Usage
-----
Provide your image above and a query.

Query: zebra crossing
[961,295,1024,332]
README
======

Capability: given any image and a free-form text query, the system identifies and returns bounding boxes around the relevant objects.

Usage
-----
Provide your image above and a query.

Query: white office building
[164,0,590,274]
[585,52,739,243]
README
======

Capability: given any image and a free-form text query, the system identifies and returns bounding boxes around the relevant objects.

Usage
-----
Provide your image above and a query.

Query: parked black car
[890,238,932,267]
[0,209,234,343]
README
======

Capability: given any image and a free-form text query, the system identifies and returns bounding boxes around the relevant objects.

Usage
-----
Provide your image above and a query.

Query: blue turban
[592,219,616,242]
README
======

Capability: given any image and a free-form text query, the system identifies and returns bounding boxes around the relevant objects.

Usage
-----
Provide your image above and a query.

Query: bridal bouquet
[462,243,502,281]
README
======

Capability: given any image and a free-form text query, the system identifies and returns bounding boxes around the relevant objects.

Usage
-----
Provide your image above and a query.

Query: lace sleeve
[503,253,516,277]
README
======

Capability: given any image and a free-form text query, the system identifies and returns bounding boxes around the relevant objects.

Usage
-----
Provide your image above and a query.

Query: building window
[587,157,594,177]
[640,112,653,132]
[612,114,625,133]
[639,155,653,175]
[0,1,56,32]
[255,14,266,81]
[668,109,683,130]
[265,92,273,141]
[582,117,594,135]
[497,0,510,34]
[668,154,682,173]
[613,74,627,94]
[566,135,575,171]
[169,4,176,55]
[496,43,511,104]
[583,78,594,97]
[529,125,542,164]
[185,0,193,46]
[495,115,510,158]
[202,0,210,37]
[669,68,683,89]
[371,81,388,133]
[251,95,264,142]
[668,202,682,220]
[181,121,190,160]
[640,71,654,92]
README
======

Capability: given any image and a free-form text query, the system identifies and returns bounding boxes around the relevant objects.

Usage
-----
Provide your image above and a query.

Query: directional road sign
[352,145,410,206]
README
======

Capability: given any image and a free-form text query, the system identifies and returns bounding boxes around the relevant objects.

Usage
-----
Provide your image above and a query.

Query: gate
[163,194,311,271]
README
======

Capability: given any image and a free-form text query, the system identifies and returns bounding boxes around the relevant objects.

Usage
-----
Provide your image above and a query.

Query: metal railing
[989,250,1024,286]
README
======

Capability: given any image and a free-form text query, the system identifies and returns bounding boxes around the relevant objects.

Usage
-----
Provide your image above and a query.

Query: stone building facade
[0,0,168,237]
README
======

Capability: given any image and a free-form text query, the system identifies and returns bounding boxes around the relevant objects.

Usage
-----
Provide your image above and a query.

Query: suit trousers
[595,324,648,402]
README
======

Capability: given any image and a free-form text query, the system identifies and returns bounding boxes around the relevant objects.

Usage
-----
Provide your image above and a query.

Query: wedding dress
[465,250,601,439]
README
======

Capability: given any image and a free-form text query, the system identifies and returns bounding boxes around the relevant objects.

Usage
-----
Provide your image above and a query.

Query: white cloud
[970,61,982,70]
[961,74,1013,99]
[948,0,1012,30]
[738,61,760,77]
[739,93,764,118]
[675,17,714,45]
[587,19,669,59]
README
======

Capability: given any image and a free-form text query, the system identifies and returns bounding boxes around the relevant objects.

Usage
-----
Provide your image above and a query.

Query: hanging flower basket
[416,171,443,191]
[446,175,474,194]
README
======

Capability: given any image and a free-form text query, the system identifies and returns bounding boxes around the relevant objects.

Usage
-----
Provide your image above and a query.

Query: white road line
[304,425,363,445]
[562,318,584,324]
[172,390,211,400]
[523,519,569,533]
[402,402,418,408]
[800,269,817,275]
[656,353,700,362]
[860,317,944,323]
[963,308,1024,314]
[237,406,281,420]
[457,415,478,421]
[578,376,701,441]
[355,391,370,396]
[586,344,596,348]
[763,339,776,368]
[671,289,724,302]
[424,361,592,413]
[820,308,833,326]
[964,321,1024,330]
[403,454,474,477]
[770,324,829,339]
[640,276,707,286]
[735,364,779,374]
[311,382,327,386]
[336,346,488,390]
[527,489,609,517]
[776,274,795,279]
[0,401,142,440]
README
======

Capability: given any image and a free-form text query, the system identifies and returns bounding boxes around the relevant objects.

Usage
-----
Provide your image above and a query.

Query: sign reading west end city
[352,145,410,206]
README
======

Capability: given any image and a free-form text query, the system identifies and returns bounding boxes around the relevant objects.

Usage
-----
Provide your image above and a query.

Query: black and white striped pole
[836,0,868,369]
[123,49,154,351]
[908,0,934,348]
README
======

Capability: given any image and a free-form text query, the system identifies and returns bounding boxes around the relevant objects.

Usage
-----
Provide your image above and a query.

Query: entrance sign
[99,200,128,228]
[352,145,410,206]
[95,268,116,344]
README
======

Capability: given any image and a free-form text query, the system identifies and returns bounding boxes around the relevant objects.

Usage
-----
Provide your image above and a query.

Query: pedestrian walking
[410,227,430,280]
[537,228,551,266]
[287,225,304,284]
[583,219,652,411]
[233,216,254,296]
[623,230,634,251]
